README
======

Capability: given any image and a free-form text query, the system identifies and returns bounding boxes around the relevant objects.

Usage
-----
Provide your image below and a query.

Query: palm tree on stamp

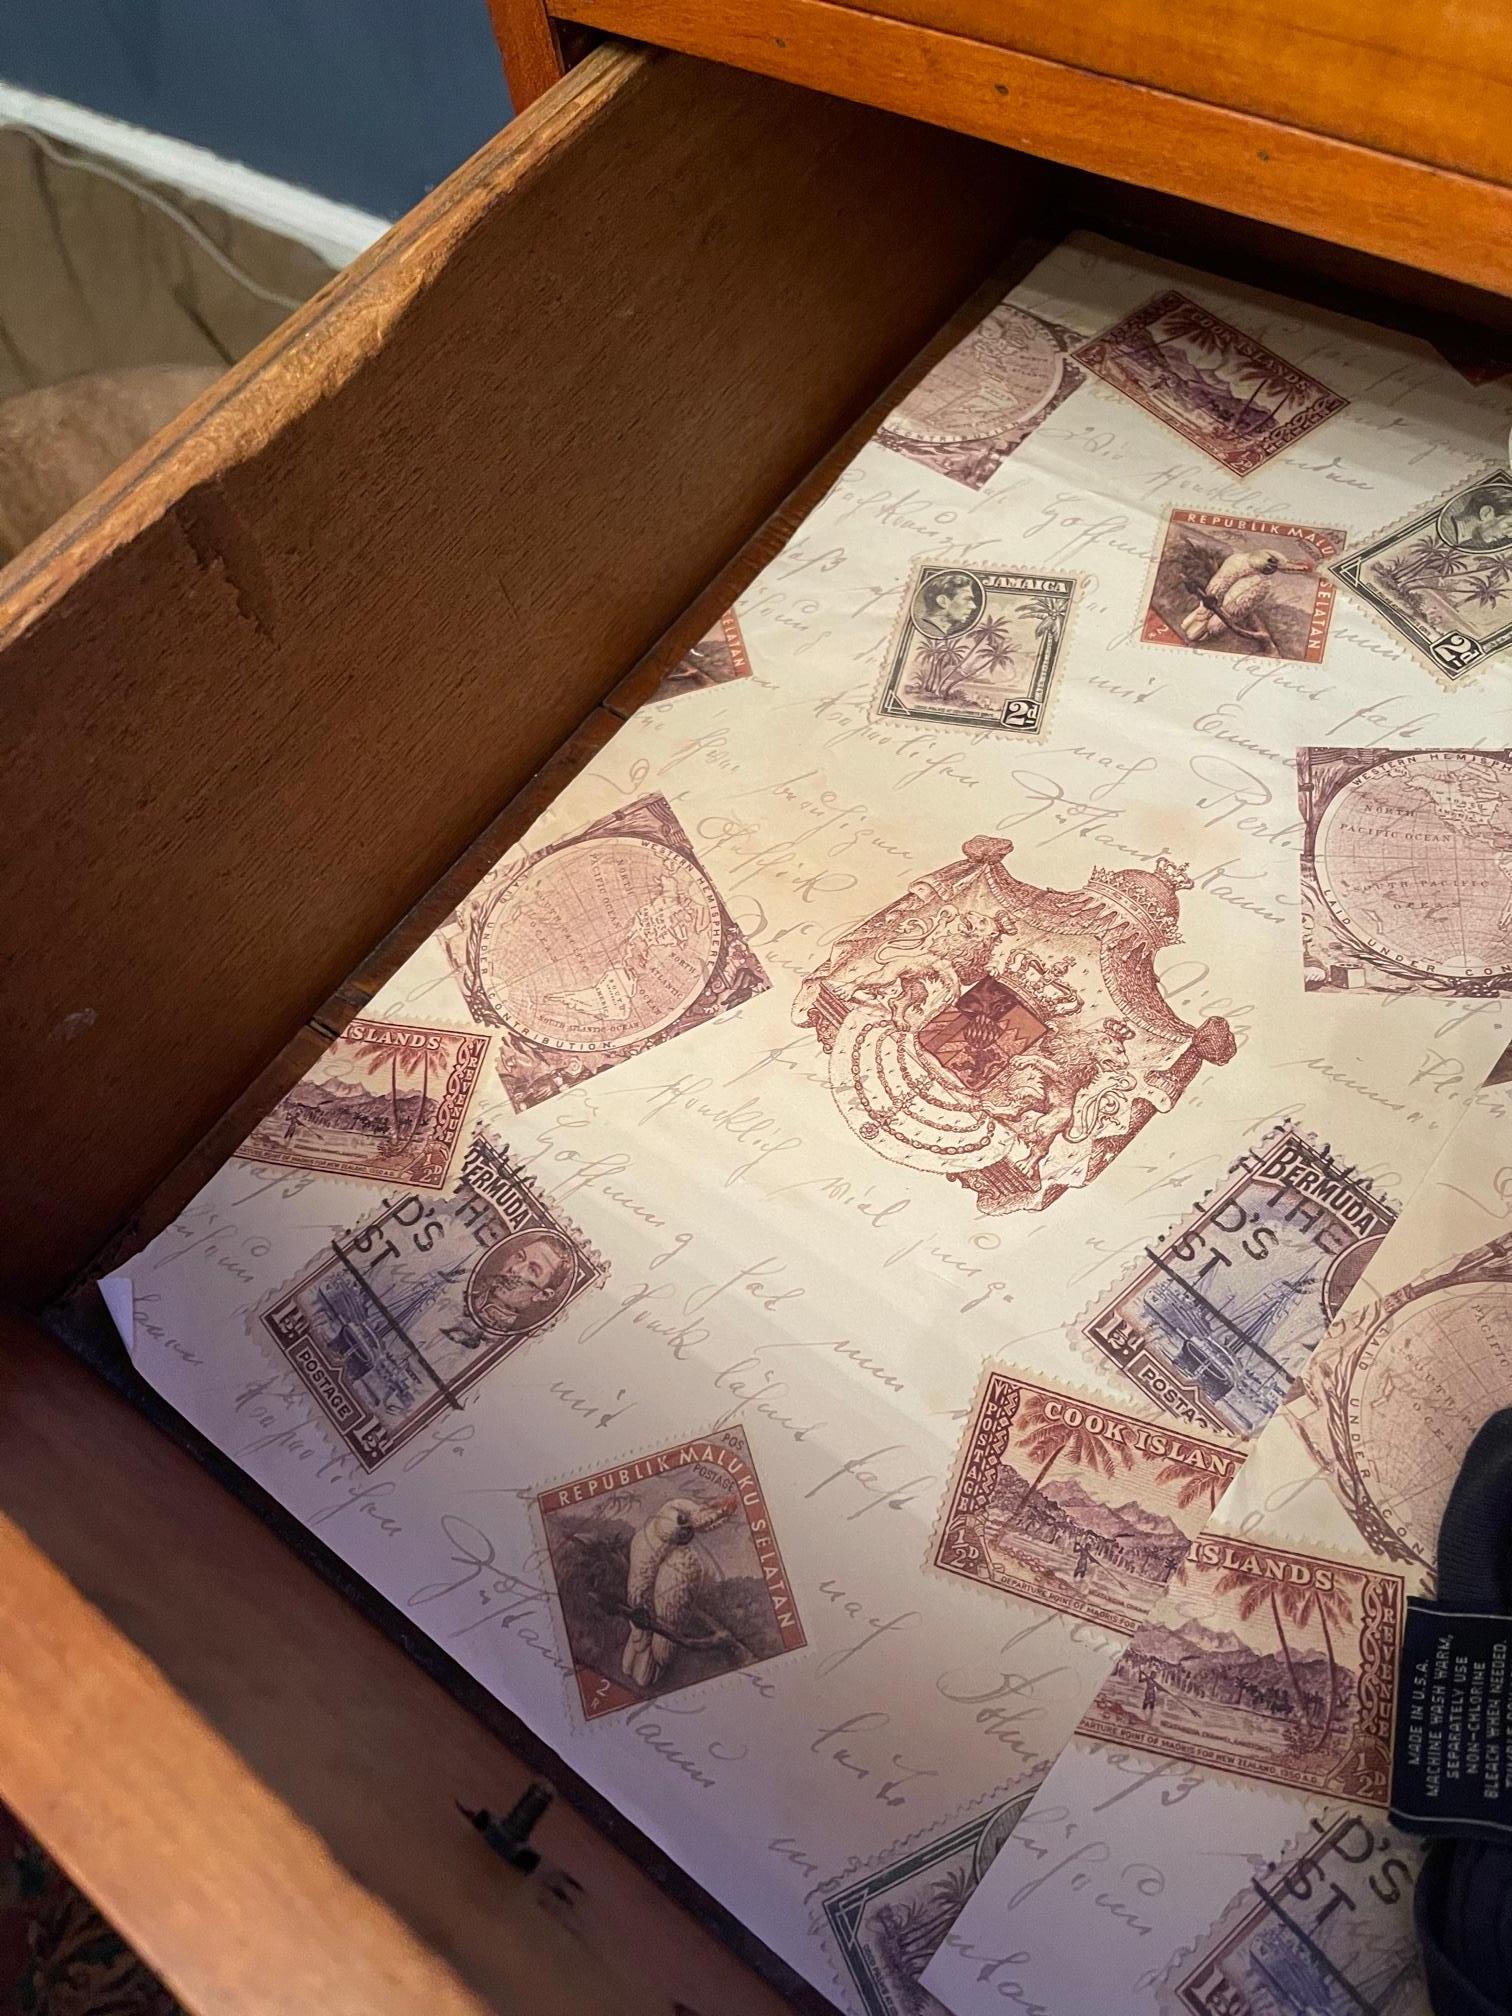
[1153,1456,1229,1521]
[1004,1397,1133,1532]
[345,1029,435,1158]
[1212,1566,1352,1750]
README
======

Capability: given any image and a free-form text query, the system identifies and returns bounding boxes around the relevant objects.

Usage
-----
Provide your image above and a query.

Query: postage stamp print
[651,608,753,702]
[1082,1127,1395,1440]
[536,1425,805,1722]
[1075,290,1346,475]
[933,1369,1242,1637]
[260,1130,604,1470]
[1141,509,1344,662]
[1082,1537,1404,1805]
[442,793,770,1113]
[874,561,1079,735]
[1161,1812,1423,2015]
[816,1778,1043,2016]
[877,301,1084,490]
[1330,468,1512,681]
[236,1016,488,1191]
[1298,746,1512,994]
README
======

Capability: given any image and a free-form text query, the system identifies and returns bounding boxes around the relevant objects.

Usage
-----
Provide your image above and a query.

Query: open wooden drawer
[2,39,1510,2016]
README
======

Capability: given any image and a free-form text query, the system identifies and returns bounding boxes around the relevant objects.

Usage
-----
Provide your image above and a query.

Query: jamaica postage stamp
[932,1368,1242,1638]
[535,1425,806,1723]
[260,1129,604,1470]
[1081,1126,1395,1441]
[877,301,1084,490]
[1330,468,1512,682]
[1081,1536,1404,1806]
[874,561,1079,736]
[236,1015,488,1191]
[441,792,770,1113]
[1075,289,1347,476]
[1141,509,1344,662]
[1298,745,1512,995]
[651,608,753,703]
[814,1775,1044,2016]
[1159,1811,1424,2016]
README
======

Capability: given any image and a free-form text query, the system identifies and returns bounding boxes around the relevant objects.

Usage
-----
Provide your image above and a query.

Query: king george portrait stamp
[536,1425,805,1722]
[877,301,1084,490]
[1076,290,1346,476]
[933,1370,1241,1638]
[1142,510,1344,662]
[1331,469,1512,681]
[874,562,1079,736]
[1083,1129,1395,1442]
[443,793,770,1113]
[1299,746,1512,994]
[236,1016,488,1191]
[1161,1813,1423,2016]
[651,608,753,702]
[260,1130,604,1470]
[1082,1538,1404,1806]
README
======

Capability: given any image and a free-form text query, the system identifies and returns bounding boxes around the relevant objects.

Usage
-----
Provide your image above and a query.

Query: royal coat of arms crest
[794,837,1236,1214]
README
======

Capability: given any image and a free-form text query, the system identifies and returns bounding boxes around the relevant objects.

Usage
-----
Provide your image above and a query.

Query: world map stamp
[1082,1538,1404,1806]
[651,608,753,702]
[1082,1128,1395,1440]
[1141,509,1344,662]
[536,1426,805,1722]
[933,1369,1241,1637]
[443,793,770,1112]
[236,1016,488,1191]
[260,1130,604,1469]
[1076,290,1346,476]
[1330,469,1512,681]
[877,301,1084,490]
[874,562,1078,736]
[1299,746,1512,994]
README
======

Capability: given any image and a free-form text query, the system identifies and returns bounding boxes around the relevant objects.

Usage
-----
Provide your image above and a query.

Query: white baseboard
[0,81,389,267]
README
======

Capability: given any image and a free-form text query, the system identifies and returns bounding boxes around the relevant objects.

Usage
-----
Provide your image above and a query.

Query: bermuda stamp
[236,1016,488,1191]
[1075,290,1346,476]
[1141,509,1344,662]
[536,1425,805,1721]
[1160,1812,1423,2016]
[442,793,770,1112]
[873,561,1079,735]
[877,300,1084,490]
[260,1130,604,1470]
[816,1778,1043,2016]
[651,608,753,702]
[1299,746,1512,994]
[1330,469,1512,681]
[1082,1128,1395,1441]
[1082,1537,1404,1805]
[933,1369,1241,1638]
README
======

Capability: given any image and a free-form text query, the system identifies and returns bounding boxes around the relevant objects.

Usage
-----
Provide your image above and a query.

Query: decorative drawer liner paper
[105,233,1512,2012]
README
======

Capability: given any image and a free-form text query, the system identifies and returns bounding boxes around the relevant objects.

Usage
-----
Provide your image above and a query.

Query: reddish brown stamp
[1142,510,1344,662]
[1081,1536,1403,1805]
[652,609,753,701]
[536,1426,805,1722]
[934,1370,1241,1637]
[1076,290,1346,476]
[443,793,769,1113]
[237,1016,487,1190]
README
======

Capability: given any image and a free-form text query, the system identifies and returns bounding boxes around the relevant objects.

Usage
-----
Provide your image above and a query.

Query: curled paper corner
[98,1272,135,1357]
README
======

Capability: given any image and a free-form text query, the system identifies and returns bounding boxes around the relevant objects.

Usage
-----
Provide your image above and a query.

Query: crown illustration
[995,948,1083,1020]
[1087,855,1192,946]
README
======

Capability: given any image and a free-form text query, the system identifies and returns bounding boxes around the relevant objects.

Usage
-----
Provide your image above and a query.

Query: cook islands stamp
[1076,290,1346,476]
[1299,746,1512,994]
[874,561,1079,735]
[1331,469,1512,681]
[1161,1812,1423,2016]
[1083,1537,1404,1805]
[877,300,1084,490]
[260,1130,604,1470]
[933,1369,1241,1638]
[441,793,769,1112]
[1142,509,1344,662]
[536,1425,805,1722]
[1083,1128,1395,1441]
[816,1778,1043,2016]
[236,1016,488,1191]
[651,608,753,702]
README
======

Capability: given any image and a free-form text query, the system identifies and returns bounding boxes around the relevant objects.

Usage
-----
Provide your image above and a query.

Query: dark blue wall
[0,0,513,217]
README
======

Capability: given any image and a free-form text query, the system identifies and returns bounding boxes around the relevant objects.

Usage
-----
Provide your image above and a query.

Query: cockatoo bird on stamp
[1180,546,1314,653]
[622,1493,738,1690]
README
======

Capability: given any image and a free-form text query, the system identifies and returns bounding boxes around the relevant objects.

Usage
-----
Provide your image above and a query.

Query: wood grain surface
[487,0,570,110]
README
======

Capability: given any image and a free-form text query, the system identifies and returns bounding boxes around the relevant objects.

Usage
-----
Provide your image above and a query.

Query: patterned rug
[0,1808,179,2016]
